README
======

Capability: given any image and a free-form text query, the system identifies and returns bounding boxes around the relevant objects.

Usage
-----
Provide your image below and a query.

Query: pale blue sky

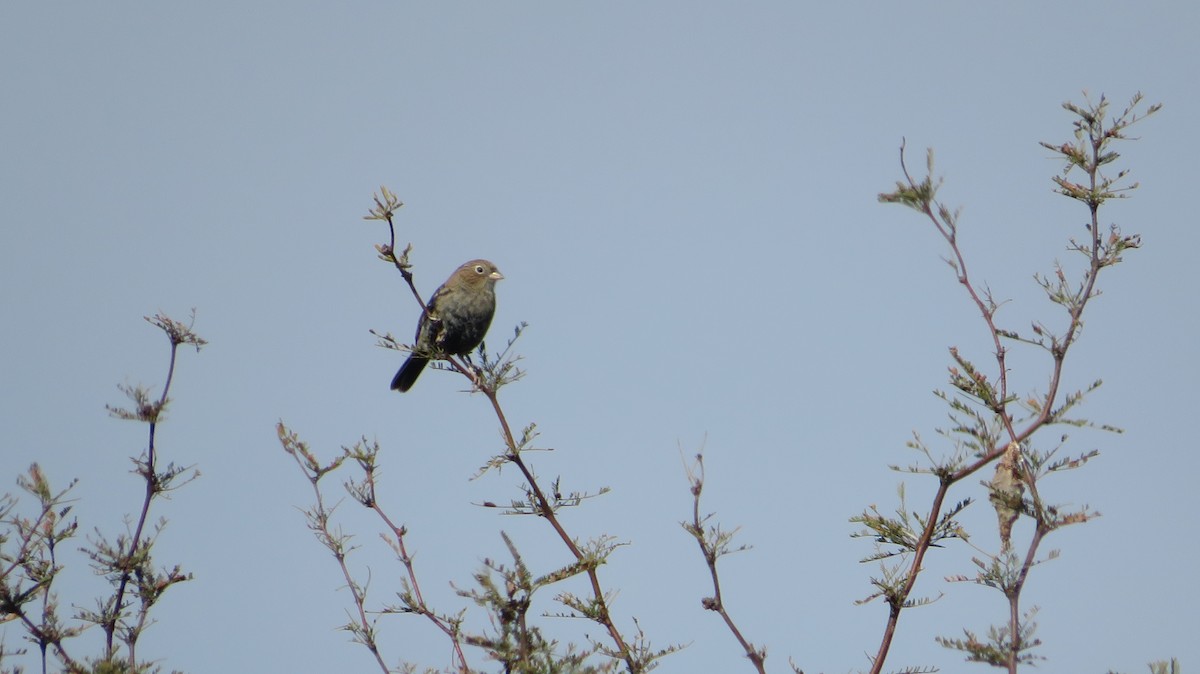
[2,3,1197,673]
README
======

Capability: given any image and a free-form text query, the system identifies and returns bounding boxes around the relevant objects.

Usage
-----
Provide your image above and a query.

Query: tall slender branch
[106,342,172,659]
[103,312,204,668]
[683,455,765,673]
[869,94,1158,674]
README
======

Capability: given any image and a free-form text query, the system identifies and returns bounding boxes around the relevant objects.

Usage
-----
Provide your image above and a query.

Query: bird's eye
[474,265,485,274]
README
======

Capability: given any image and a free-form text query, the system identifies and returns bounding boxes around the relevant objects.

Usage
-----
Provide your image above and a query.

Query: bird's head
[454,259,504,289]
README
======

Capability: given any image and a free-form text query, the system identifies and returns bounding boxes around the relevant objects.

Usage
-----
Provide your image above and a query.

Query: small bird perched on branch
[391,259,504,392]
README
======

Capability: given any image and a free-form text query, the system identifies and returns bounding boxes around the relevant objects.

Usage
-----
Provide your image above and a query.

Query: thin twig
[362,468,471,673]
[283,445,391,674]
[684,455,766,673]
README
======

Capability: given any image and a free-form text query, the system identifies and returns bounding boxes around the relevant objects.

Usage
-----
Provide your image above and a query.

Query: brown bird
[391,259,504,392]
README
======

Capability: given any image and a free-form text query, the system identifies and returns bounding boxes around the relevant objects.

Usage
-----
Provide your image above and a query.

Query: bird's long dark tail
[391,356,429,392]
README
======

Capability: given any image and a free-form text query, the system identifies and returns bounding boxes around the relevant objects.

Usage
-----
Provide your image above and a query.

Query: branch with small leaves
[363,186,427,320]
[1,311,203,674]
[681,454,767,674]
[0,464,83,673]
[83,311,204,671]
[278,424,469,674]
[867,93,1158,674]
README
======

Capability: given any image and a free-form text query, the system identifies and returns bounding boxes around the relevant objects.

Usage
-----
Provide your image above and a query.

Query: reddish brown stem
[868,130,1113,674]
[364,472,470,673]
[687,458,766,674]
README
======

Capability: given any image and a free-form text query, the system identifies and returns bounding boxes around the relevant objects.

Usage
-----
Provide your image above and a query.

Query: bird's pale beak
[490,270,505,280]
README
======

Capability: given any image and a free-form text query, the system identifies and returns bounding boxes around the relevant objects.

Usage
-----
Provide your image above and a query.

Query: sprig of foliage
[866,93,1160,674]
[681,454,766,673]
[2,311,203,674]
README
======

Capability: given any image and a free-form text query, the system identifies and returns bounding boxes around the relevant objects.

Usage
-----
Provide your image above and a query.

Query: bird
[391,259,504,392]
